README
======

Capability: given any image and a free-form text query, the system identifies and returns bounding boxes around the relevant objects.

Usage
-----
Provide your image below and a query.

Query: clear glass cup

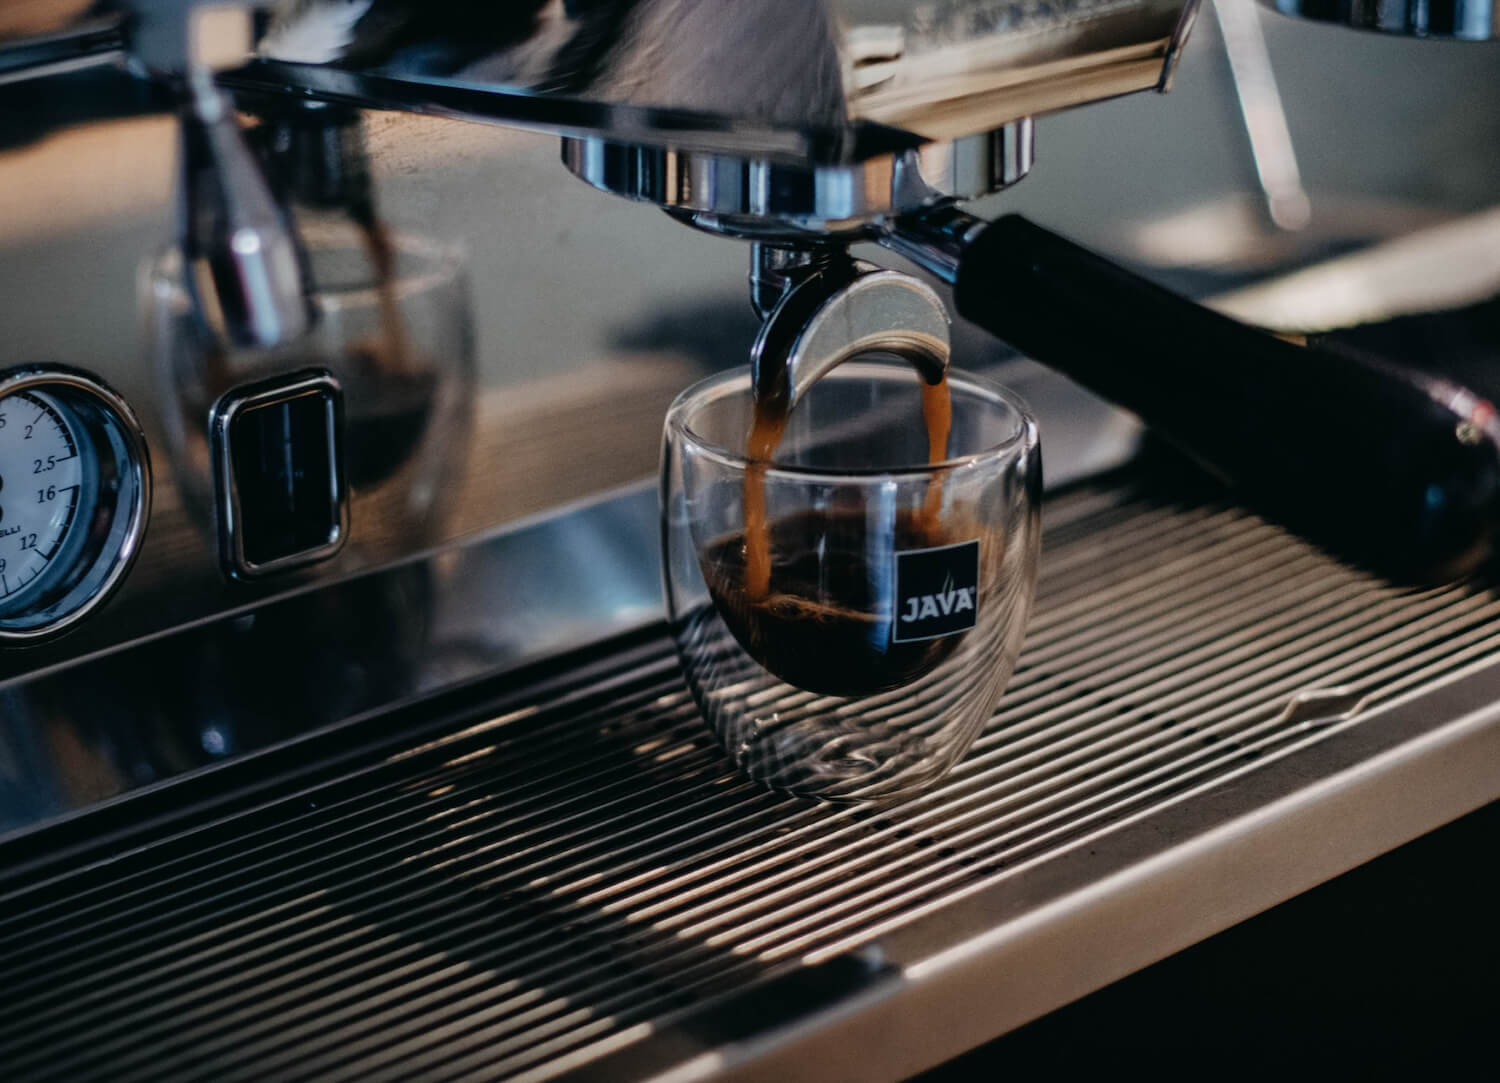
[144,217,476,556]
[662,360,1041,800]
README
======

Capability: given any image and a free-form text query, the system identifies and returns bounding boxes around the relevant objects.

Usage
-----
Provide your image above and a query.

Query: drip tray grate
[3,471,1500,1082]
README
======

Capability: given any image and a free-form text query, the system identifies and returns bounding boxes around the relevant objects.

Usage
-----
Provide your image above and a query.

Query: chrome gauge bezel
[0,367,151,643]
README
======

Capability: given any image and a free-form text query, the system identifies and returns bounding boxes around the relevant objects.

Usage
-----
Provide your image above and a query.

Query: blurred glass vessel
[145,219,476,567]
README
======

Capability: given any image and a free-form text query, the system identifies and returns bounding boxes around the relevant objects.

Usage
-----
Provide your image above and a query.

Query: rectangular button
[212,371,347,579]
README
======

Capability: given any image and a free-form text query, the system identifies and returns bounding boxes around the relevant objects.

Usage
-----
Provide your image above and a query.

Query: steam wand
[127,1,318,350]
[178,66,317,349]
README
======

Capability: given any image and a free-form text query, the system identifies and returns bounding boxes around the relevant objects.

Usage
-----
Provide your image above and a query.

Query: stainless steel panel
[1,1,1199,155]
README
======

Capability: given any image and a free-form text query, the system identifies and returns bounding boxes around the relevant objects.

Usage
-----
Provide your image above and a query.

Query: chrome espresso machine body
[1,2,1500,1079]
[0,0,1208,815]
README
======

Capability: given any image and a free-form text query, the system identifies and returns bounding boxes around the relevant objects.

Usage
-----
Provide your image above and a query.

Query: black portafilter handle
[948,214,1500,582]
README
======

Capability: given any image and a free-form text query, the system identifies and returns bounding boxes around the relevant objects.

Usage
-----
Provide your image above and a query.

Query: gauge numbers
[0,367,148,642]
[0,391,88,614]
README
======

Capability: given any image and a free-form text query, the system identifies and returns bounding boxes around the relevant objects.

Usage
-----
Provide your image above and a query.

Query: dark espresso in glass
[700,507,967,697]
[702,373,964,697]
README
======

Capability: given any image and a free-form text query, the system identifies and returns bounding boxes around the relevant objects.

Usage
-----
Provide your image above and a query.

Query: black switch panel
[211,370,347,580]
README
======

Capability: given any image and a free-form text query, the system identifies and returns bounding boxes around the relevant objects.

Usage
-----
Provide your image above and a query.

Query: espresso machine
[0,1,1498,1078]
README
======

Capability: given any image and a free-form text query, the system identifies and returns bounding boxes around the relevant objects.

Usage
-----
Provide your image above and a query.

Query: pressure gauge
[0,368,150,642]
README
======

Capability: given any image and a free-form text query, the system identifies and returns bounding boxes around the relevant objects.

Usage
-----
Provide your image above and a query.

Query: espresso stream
[708,375,962,697]
[743,378,952,601]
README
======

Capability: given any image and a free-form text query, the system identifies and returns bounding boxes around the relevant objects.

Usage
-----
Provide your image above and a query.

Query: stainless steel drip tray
[4,472,1500,1082]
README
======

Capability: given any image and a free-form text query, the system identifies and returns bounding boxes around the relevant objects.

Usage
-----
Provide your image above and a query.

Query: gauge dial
[0,392,92,612]
[0,369,149,642]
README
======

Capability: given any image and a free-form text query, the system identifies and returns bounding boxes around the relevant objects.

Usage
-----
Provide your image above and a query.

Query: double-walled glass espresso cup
[662,361,1041,801]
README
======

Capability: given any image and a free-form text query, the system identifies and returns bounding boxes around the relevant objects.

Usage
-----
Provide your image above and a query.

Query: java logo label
[893,538,980,643]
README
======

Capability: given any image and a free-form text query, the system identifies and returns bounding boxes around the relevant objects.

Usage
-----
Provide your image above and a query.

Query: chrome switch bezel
[210,368,348,581]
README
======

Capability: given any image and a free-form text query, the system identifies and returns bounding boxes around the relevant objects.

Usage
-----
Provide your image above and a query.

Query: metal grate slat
[4,474,1498,1082]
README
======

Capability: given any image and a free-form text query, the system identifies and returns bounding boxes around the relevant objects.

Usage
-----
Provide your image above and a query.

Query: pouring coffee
[698,262,972,697]
[700,363,966,697]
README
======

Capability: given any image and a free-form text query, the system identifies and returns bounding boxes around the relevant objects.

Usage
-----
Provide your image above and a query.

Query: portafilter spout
[748,249,951,415]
